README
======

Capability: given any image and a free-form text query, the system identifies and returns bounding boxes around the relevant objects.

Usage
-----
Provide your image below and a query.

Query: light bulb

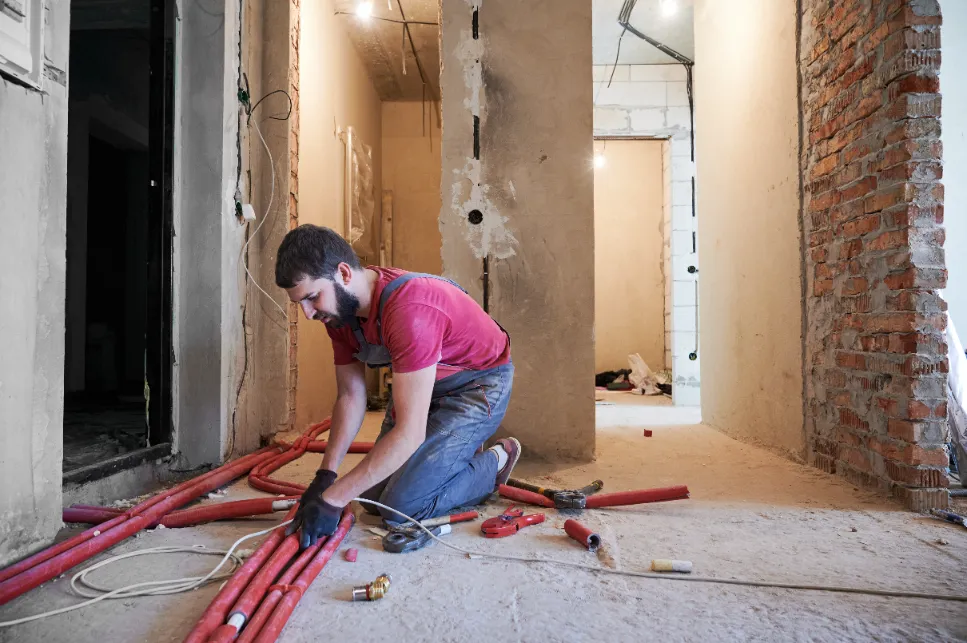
[661,0,677,17]
[594,154,607,169]
[356,1,373,20]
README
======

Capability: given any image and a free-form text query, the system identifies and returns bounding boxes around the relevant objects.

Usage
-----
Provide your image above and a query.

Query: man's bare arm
[320,361,369,473]
[322,364,435,506]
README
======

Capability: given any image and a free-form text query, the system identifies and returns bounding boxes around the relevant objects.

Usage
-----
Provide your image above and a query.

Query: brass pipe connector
[351,573,392,601]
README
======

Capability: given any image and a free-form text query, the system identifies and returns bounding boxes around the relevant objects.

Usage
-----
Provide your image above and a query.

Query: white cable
[351,498,967,603]
[240,118,287,319]
[0,520,292,628]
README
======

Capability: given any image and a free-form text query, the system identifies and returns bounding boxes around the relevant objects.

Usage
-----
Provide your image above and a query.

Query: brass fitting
[351,573,392,602]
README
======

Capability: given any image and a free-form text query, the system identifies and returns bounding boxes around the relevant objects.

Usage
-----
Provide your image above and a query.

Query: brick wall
[800,0,949,510]
[593,64,700,406]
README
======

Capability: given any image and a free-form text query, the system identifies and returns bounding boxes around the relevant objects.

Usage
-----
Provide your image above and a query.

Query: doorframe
[146,0,176,447]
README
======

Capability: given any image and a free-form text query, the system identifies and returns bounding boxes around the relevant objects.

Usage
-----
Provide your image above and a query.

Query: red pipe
[250,509,355,643]
[64,498,298,529]
[584,486,690,508]
[0,445,278,588]
[497,485,555,508]
[564,519,601,551]
[63,507,123,525]
[226,535,301,628]
[497,484,690,509]
[0,446,282,605]
[235,538,322,643]
[161,497,298,528]
[182,506,297,643]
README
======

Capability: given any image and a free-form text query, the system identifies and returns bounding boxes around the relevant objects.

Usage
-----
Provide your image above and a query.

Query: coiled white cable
[0,520,292,628]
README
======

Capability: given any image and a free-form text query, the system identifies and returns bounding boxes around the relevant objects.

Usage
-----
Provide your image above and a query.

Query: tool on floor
[351,573,392,602]
[930,508,967,529]
[563,519,601,552]
[481,507,545,538]
[650,559,693,573]
[499,483,690,509]
[381,510,479,553]
[383,524,451,553]
[506,478,604,509]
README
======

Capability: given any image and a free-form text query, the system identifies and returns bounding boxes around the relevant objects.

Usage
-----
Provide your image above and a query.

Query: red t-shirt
[327,267,511,379]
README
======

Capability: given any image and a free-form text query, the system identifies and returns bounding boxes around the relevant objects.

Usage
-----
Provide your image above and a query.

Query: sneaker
[493,437,522,487]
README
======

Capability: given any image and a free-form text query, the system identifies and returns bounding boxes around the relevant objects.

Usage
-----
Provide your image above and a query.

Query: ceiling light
[660,0,678,17]
[356,1,373,20]
[594,154,607,169]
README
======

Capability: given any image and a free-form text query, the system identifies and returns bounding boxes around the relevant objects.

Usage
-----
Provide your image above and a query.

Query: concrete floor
[2,403,967,642]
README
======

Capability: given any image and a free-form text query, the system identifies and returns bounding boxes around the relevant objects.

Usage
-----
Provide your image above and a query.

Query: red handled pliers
[480,506,545,538]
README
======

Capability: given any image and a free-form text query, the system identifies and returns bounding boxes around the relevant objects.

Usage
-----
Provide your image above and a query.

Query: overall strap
[347,316,369,351]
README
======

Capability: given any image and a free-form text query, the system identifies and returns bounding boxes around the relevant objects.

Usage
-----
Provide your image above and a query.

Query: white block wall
[594,64,700,407]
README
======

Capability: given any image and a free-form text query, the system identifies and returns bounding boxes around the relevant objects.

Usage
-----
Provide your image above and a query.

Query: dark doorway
[64,0,174,483]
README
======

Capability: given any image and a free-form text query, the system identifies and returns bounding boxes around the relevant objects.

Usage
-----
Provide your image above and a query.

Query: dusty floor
[2,401,967,642]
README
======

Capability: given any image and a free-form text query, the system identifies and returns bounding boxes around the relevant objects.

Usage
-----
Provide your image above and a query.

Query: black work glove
[286,469,342,549]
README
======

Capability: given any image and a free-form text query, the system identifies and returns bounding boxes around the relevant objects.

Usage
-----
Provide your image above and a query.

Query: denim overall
[354,273,514,524]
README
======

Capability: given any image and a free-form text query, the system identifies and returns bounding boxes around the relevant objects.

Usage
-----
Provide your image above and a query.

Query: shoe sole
[495,437,522,487]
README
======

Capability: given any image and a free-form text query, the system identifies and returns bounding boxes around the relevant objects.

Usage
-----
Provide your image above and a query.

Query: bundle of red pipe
[0,420,688,641]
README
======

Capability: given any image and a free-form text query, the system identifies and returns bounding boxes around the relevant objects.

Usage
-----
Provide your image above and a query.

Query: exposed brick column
[800,0,948,510]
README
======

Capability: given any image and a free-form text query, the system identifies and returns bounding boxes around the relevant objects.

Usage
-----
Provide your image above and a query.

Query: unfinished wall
[593,63,700,406]
[297,0,382,427]
[0,0,70,566]
[382,101,443,274]
[594,140,665,373]
[232,0,299,454]
[172,0,252,465]
[441,0,595,460]
[940,0,966,329]
[800,0,948,510]
[693,0,805,457]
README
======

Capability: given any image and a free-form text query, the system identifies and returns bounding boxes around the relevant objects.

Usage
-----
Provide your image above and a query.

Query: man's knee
[376,487,433,525]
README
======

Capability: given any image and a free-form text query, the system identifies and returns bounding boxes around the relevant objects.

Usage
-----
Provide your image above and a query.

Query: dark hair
[275,224,362,288]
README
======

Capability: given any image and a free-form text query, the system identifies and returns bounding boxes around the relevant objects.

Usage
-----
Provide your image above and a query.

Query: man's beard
[325,282,360,328]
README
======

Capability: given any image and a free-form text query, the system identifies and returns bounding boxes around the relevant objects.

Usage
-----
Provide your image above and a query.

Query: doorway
[63,0,175,483]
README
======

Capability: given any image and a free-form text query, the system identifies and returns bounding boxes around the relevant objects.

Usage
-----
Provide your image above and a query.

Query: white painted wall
[0,0,70,566]
[693,0,805,458]
[593,63,700,406]
[940,0,967,329]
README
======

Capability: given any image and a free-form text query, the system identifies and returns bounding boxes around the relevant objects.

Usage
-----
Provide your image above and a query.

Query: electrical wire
[0,521,292,628]
[249,89,293,122]
[352,499,967,604]
[240,118,287,320]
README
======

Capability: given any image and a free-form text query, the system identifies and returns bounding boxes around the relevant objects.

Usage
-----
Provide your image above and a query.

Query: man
[275,224,520,549]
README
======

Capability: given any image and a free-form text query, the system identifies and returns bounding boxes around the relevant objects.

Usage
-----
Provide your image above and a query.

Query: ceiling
[336,0,694,101]
[593,0,695,65]
[333,0,441,101]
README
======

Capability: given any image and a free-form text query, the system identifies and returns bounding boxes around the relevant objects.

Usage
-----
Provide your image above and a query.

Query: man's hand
[287,469,343,549]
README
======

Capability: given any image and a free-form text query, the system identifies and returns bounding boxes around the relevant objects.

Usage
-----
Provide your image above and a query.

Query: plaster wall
[297,0,383,427]
[692,0,805,458]
[171,0,244,465]
[940,0,967,329]
[594,140,665,373]
[440,0,595,460]
[0,0,71,566]
[231,0,297,455]
[381,101,443,275]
